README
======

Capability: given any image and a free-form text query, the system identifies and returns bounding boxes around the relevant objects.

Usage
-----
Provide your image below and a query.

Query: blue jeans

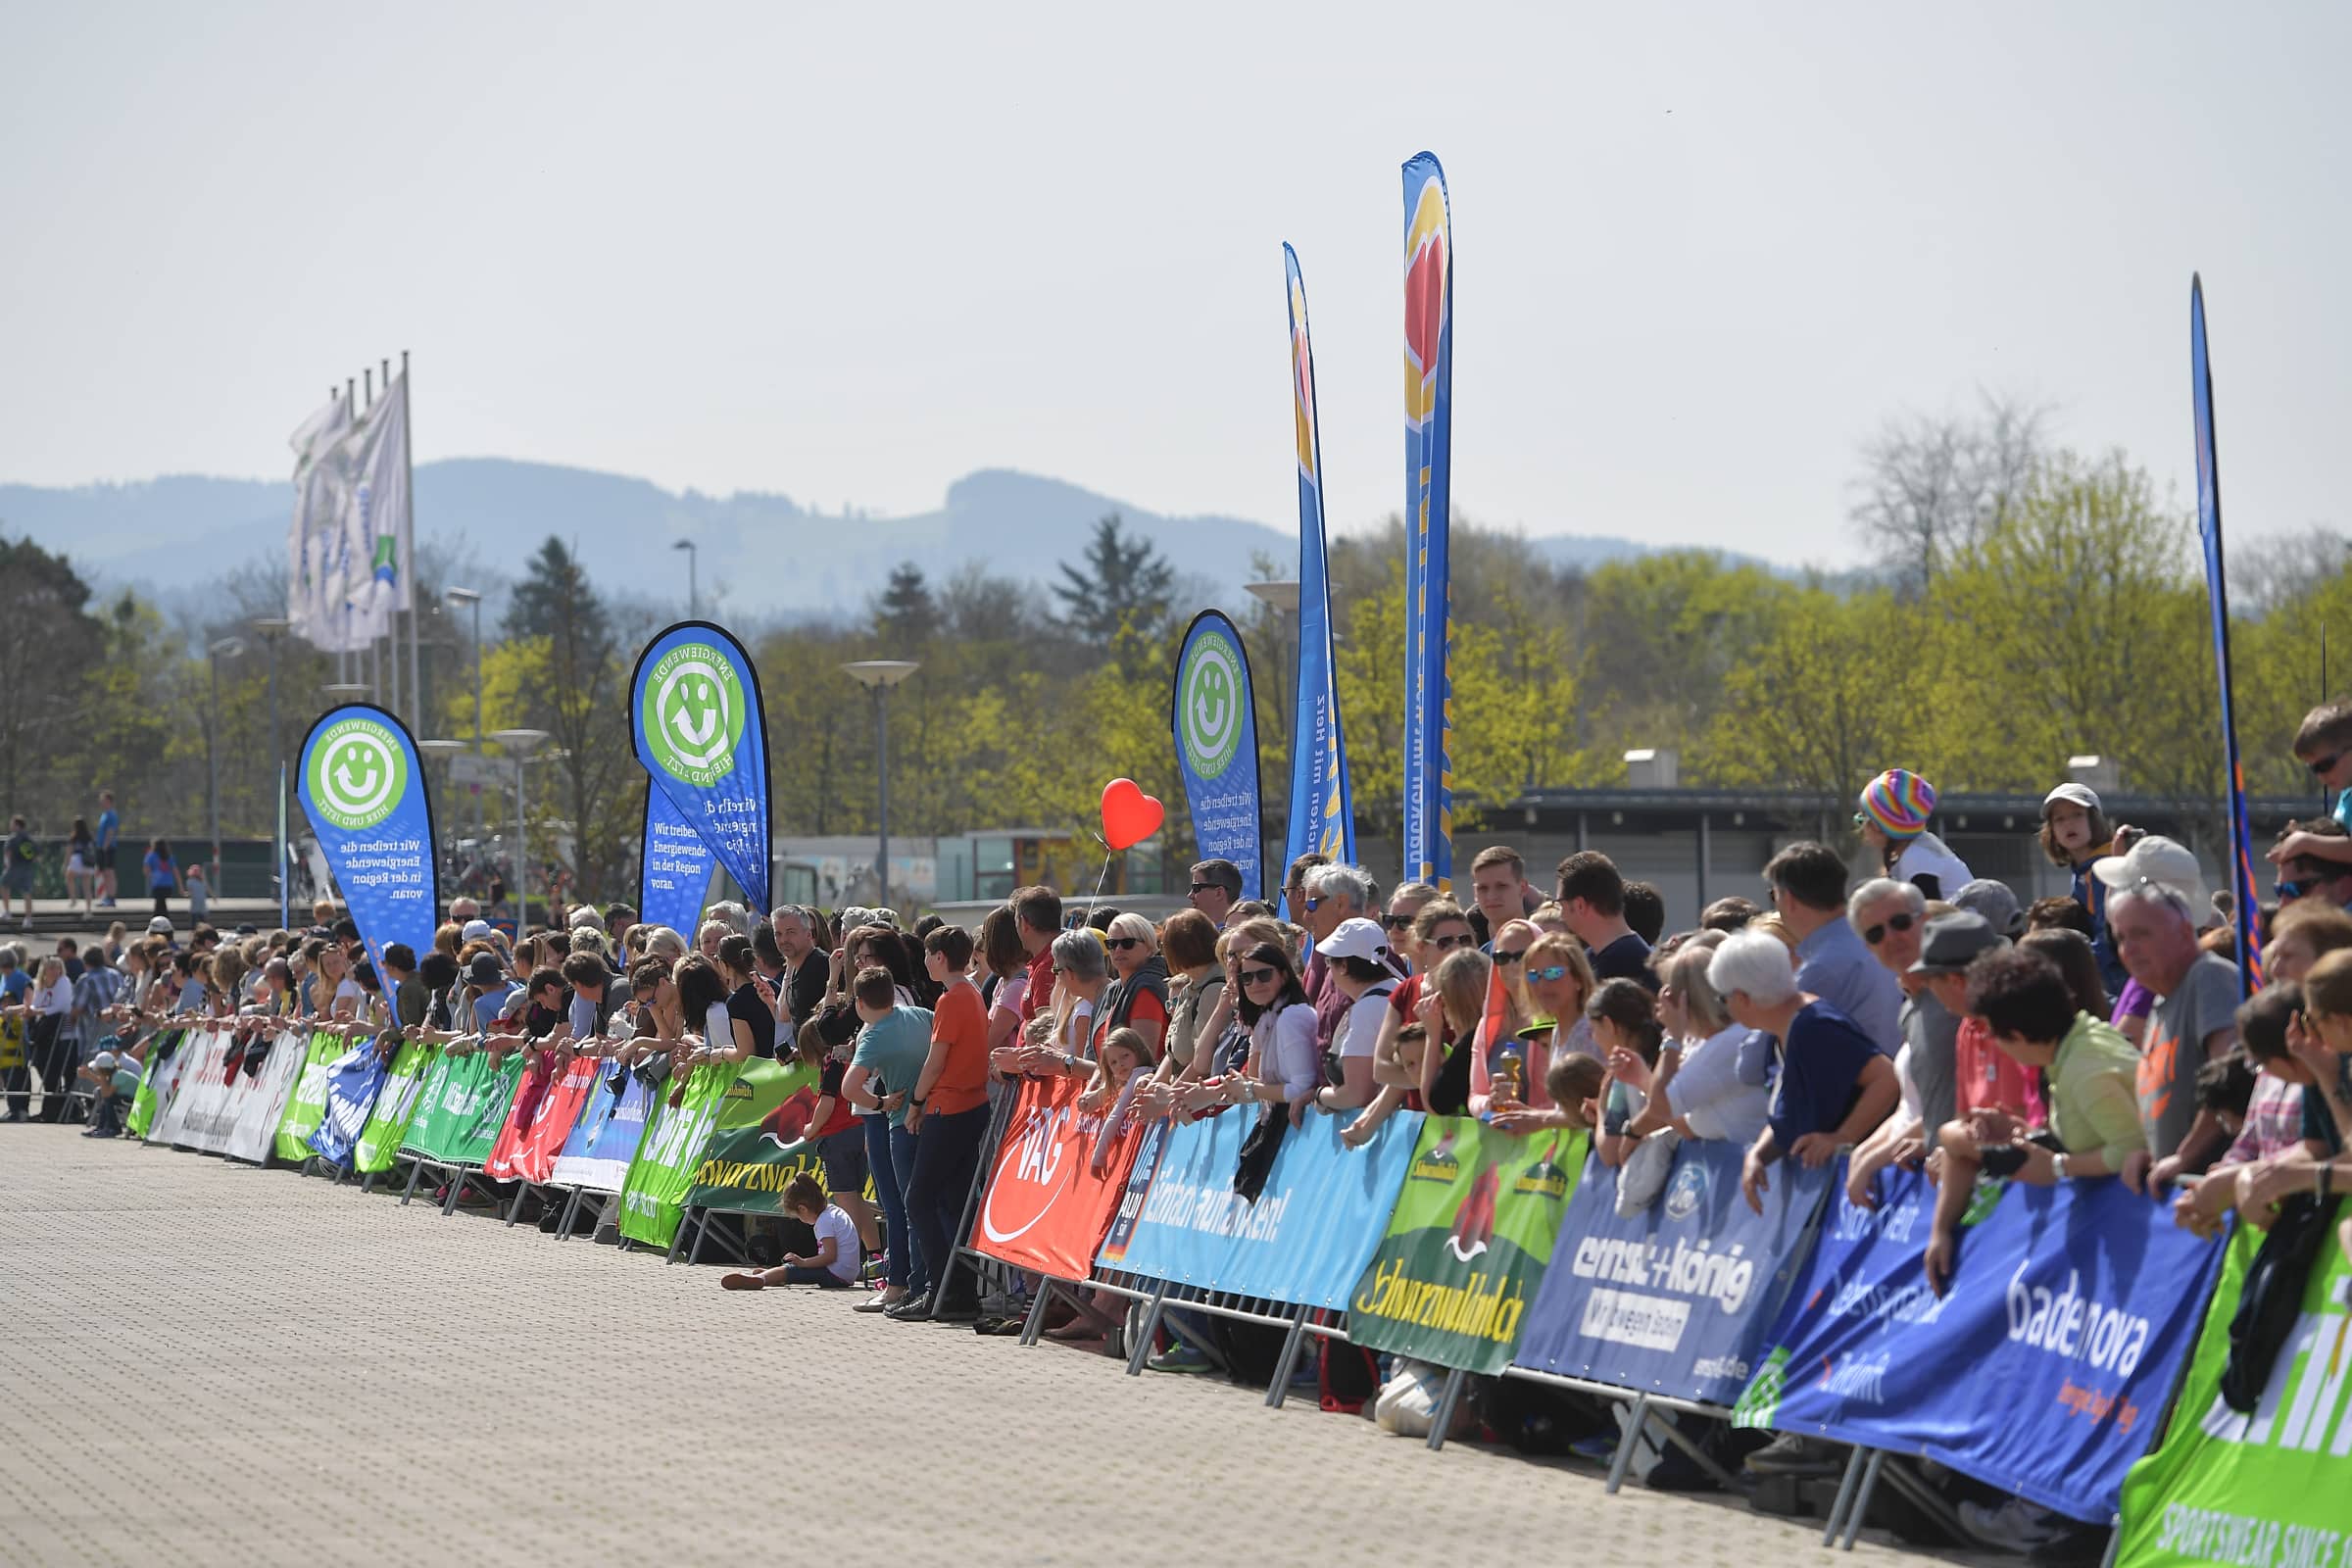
[890,1121,927,1297]
[864,1114,929,1294]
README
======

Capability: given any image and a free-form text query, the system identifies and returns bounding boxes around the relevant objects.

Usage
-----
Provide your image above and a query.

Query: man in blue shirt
[0,949,31,1120]
[1736,840,1903,1088]
[95,791,121,908]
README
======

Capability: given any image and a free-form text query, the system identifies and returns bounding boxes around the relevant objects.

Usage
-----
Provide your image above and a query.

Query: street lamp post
[446,587,484,843]
[672,540,699,619]
[491,728,550,930]
[840,662,920,910]
[206,637,246,888]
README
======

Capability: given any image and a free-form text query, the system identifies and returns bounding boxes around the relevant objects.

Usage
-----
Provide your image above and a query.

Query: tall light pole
[206,637,246,888]
[251,617,289,918]
[841,662,919,910]
[446,586,484,845]
[491,728,550,930]
[1245,579,1302,746]
[672,540,699,620]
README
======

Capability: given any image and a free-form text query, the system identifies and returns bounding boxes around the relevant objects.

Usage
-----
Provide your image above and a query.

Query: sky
[2,3,2346,566]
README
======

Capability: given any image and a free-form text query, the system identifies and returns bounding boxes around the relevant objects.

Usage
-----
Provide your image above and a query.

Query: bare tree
[1850,391,2051,594]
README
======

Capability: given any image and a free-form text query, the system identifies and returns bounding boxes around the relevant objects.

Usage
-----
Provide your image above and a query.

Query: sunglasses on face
[2277,881,2306,902]
[1105,936,1145,952]
[1425,933,1474,953]
[1240,966,1279,986]
[1860,911,1918,947]
[1188,884,1220,897]
[1303,896,1324,912]
[1494,949,1527,965]
[1529,963,1573,983]
[1379,913,1414,930]
[2310,754,2343,779]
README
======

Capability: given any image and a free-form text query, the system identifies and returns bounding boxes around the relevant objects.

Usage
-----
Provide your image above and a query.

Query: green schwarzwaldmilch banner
[352,1043,431,1174]
[398,1049,523,1166]
[681,1057,822,1217]
[619,1061,742,1249]
[271,1031,347,1162]
[1347,1116,1588,1374]
[2115,1202,2352,1568]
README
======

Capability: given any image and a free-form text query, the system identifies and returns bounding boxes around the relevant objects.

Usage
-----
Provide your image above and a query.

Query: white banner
[223,1028,313,1164]
[287,393,354,650]
[339,373,411,634]
[150,1027,231,1149]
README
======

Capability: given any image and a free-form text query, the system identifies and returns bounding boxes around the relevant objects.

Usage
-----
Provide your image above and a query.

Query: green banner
[352,1043,431,1174]
[2116,1203,2352,1568]
[271,1031,346,1163]
[125,1027,185,1141]
[681,1058,823,1216]
[618,1061,741,1249]
[1346,1116,1588,1375]
[397,1049,523,1166]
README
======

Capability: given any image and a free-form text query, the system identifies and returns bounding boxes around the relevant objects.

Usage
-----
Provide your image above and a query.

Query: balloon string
[1083,843,1115,926]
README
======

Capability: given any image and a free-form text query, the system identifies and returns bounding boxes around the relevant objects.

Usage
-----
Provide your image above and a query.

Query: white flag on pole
[326,372,410,650]
[287,392,353,648]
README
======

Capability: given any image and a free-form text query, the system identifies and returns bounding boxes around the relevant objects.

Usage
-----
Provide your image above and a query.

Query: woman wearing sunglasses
[1476,931,1589,1120]
[1369,900,1478,1101]
[1217,942,1318,1118]
[1089,911,1168,1062]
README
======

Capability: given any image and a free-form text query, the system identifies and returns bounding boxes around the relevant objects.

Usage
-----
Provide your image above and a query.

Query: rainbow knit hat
[1859,768,1936,838]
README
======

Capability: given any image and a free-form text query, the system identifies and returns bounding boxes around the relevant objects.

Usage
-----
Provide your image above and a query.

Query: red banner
[971,1074,1142,1281]
[484,1049,601,1183]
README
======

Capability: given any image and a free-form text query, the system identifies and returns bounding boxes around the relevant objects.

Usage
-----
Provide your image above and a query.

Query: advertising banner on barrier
[490,1053,607,1186]
[629,622,771,912]
[619,1062,741,1249]
[308,1040,390,1168]
[153,1028,230,1149]
[127,1027,187,1141]
[225,1030,314,1165]
[451,1053,527,1167]
[681,1058,822,1216]
[1096,1106,1422,1311]
[550,1065,657,1194]
[400,1049,490,1163]
[1514,1140,1834,1406]
[2115,1207,2351,1567]
[1170,610,1265,902]
[272,1032,345,1163]
[973,1074,1144,1281]
[1347,1117,1587,1375]
[1733,1168,2225,1523]
[352,1043,431,1174]
[294,702,437,983]
[179,1033,278,1155]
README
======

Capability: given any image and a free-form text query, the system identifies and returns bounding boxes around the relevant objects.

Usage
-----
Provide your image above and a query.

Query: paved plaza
[0,1127,1975,1567]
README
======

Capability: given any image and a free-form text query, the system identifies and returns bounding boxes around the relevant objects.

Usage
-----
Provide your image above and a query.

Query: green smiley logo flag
[295,703,437,980]
[629,620,771,911]
[1169,609,1263,900]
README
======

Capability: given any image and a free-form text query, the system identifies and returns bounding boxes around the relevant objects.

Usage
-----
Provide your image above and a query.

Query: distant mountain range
[0,460,1694,620]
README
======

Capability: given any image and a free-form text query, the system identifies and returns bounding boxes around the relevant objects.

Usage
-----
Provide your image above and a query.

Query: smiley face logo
[307,717,408,831]
[641,643,746,787]
[1177,629,1245,780]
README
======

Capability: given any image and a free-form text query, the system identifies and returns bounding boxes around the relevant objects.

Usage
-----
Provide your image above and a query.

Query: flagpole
[341,375,357,688]
[401,350,420,737]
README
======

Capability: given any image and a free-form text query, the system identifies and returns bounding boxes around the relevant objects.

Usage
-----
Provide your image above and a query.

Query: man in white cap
[1308,916,1397,1114]
[2094,835,2238,1189]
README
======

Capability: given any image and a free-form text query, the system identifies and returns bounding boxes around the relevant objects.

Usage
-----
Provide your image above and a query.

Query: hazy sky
[3,3,2345,565]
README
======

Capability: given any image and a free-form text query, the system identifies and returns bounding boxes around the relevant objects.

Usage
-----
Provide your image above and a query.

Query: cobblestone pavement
[0,1126,1982,1568]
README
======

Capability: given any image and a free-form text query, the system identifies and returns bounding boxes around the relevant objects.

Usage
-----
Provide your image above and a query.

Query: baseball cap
[1910,911,2006,976]
[461,919,495,943]
[91,1051,119,1071]
[2041,782,2101,817]
[465,953,506,988]
[1315,917,1391,966]
[147,916,173,935]
[2090,835,2209,915]
[1952,878,2025,938]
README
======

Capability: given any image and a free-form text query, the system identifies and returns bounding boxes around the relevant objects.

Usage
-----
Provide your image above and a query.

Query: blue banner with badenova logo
[1514,1139,1834,1408]
[295,703,439,983]
[638,774,716,940]
[1398,155,1454,895]
[1097,1106,1422,1312]
[629,621,770,913]
[1170,609,1264,902]
[1732,1166,2226,1523]
[1280,245,1354,913]
[309,1040,389,1168]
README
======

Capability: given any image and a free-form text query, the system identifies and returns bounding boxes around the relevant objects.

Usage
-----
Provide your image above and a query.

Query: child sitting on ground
[76,1049,141,1138]
[720,1173,861,1291]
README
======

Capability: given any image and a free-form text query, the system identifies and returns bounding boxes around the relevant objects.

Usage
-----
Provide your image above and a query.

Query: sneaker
[853,1289,904,1314]
[1567,1433,1619,1464]
[1146,1345,1215,1375]
[1743,1433,1844,1477]
[1961,1497,2069,1553]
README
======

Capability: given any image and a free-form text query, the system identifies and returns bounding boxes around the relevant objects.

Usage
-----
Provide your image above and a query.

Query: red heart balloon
[1100,778,1165,853]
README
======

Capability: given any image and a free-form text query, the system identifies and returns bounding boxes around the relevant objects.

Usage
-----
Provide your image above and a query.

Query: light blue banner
[639,774,716,939]
[308,1040,389,1169]
[1171,609,1264,902]
[1097,1106,1422,1312]
[1399,154,1454,894]
[1736,1166,2226,1524]
[1280,245,1353,912]
[1516,1139,1833,1407]
[629,620,770,912]
[551,1063,657,1193]
[295,702,438,982]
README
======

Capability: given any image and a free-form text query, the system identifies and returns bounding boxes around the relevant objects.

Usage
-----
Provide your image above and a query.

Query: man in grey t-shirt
[2098,863,2240,1175]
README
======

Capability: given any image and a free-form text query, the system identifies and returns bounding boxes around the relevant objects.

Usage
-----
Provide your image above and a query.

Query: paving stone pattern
[0,1126,1972,1567]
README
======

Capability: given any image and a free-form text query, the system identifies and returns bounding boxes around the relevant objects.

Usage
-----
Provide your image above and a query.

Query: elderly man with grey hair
[769,905,827,1028]
[1301,862,1382,1052]
[1839,876,1960,1210]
